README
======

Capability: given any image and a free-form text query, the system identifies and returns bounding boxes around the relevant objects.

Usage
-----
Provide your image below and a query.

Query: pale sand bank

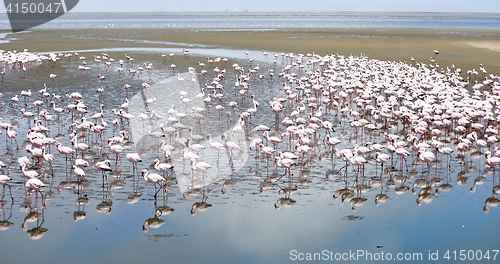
[464,41,500,53]
[1,28,499,73]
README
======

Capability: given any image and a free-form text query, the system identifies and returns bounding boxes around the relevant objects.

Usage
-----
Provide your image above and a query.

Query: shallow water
[1,12,500,31]
[0,45,499,264]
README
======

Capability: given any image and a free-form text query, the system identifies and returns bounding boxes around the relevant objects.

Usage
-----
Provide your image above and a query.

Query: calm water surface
[0,12,500,31]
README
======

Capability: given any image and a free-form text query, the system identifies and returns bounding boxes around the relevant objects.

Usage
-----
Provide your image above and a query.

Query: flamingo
[20,163,39,179]
[25,178,46,209]
[6,126,18,150]
[395,147,411,171]
[141,169,166,198]
[71,136,88,158]
[262,131,282,150]
[154,159,174,177]
[375,152,390,175]
[49,73,57,82]
[260,144,276,169]
[207,134,225,159]
[222,134,240,164]
[109,142,124,168]
[296,144,312,167]
[275,156,295,181]
[190,159,211,178]
[350,153,367,177]
[418,150,436,174]
[126,153,142,175]
[96,160,112,184]
[56,142,75,165]
[485,151,500,174]
[438,147,454,170]
[0,174,13,200]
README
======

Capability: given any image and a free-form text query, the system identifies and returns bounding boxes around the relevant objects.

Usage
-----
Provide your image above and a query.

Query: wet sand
[1,27,499,74]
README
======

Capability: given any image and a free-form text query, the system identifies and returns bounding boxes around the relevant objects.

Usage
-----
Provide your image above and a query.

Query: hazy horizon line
[0,11,499,15]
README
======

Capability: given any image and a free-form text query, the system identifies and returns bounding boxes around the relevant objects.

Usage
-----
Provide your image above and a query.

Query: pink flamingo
[142,169,166,199]
[485,151,500,175]
[108,142,124,168]
[20,163,39,179]
[126,153,143,176]
[376,152,390,175]
[154,159,174,178]
[259,144,276,169]
[207,134,226,160]
[275,155,295,181]
[96,160,112,184]
[222,134,240,165]
[395,147,411,172]
[438,147,454,170]
[190,159,211,179]
[0,174,13,200]
[25,178,46,209]
[56,142,75,166]
[296,144,312,167]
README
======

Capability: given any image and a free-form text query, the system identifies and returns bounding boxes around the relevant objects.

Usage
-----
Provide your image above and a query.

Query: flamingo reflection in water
[142,209,165,233]
[191,193,212,216]
[483,196,500,213]
[142,187,174,232]
[127,170,143,205]
[274,179,297,209]
[484,177,500,213]
[22,207,47,240]
[155,186,174,217]
[96,185,113,214]
[0,200,14,231]
[74,192,89,222]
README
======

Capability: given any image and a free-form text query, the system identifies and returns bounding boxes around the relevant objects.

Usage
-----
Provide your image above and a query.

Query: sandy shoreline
[1,27,499,74]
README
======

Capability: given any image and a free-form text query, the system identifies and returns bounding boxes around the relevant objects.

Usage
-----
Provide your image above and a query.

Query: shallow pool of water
[0,45,499,264]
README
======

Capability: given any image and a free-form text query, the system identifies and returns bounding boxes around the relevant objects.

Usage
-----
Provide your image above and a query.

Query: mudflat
[1,27,499,73]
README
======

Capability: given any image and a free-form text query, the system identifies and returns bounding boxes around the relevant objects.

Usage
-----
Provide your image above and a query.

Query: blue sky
[1,0,500,13]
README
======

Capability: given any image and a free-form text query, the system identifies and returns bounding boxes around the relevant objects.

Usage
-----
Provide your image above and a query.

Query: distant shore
[1,27,499,74]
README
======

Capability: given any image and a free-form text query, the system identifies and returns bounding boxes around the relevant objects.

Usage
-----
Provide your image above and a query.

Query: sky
[1,0,500,13]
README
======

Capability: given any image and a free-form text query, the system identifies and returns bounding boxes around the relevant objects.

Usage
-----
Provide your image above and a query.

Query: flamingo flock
[0,45,499,220]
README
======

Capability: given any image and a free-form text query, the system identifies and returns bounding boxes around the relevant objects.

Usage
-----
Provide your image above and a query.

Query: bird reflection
[470,175,486,193]
[484,176,500,213]
[274,197,296,209]
[483,197,500,213]
[394,174,410,195]
[0,200,14,231]
[260,176,278,193]
[127,175,142,205]
[142,184,174,232]
[416,186,435,206]
[74,192,89,222]
[274,181,297,209]
[22,207,47,240]
[142,209,165,233]
[156,185,174,216]
[374,178,390,206]
[350,196,367,211]
[96,185,112,214]
[191,194,212,215]
[221,174,238,195]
